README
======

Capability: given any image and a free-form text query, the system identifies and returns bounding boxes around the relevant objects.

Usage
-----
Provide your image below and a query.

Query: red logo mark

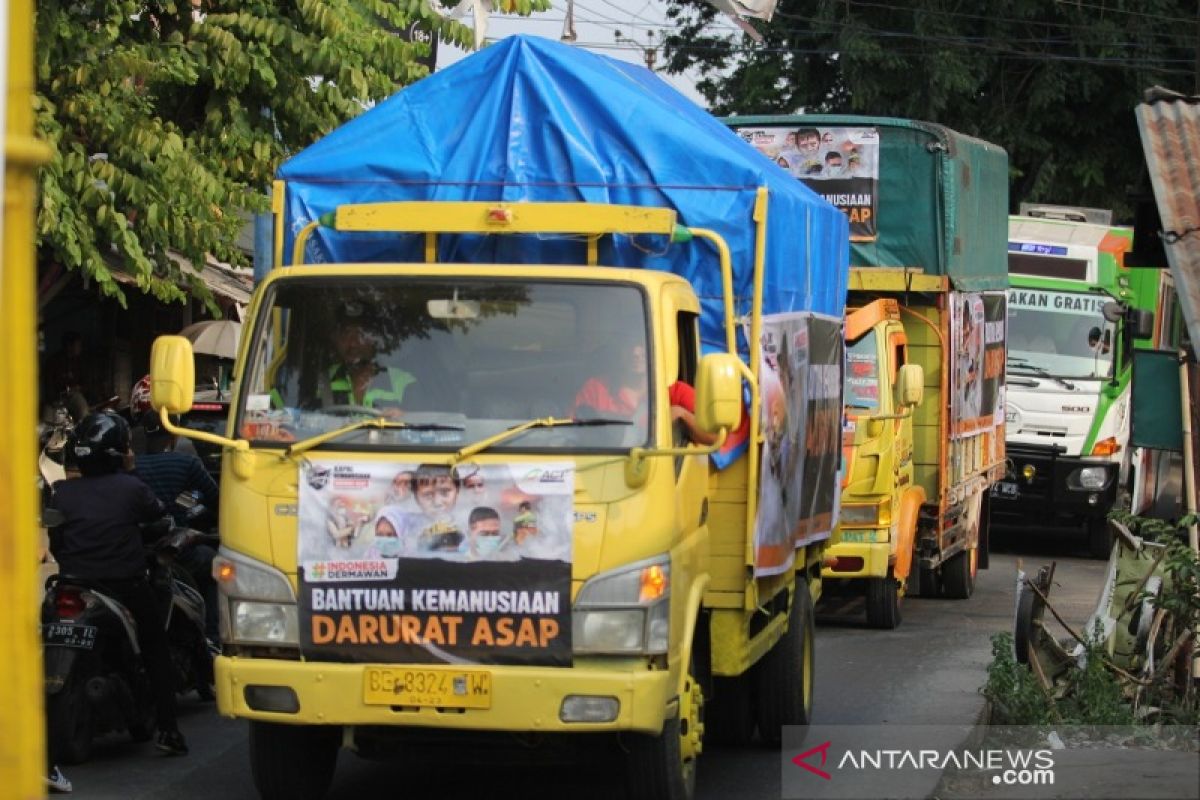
[791,740,833,780]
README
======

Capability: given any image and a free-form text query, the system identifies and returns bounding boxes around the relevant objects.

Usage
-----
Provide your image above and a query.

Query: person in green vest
[268,301,454,417]
[327,310,415,418]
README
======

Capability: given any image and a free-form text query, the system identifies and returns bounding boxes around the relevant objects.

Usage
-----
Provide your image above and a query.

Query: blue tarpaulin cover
[278,34,848,348]
[278,36,849,467]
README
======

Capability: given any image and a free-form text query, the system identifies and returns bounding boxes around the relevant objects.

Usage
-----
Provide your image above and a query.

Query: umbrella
[179,320,242,359]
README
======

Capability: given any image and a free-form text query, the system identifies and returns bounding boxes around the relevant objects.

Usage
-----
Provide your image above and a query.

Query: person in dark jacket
[47,411,188,757]
[133,409,219,639]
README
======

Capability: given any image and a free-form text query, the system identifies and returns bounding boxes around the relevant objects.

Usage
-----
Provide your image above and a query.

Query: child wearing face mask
[368,506,413,558]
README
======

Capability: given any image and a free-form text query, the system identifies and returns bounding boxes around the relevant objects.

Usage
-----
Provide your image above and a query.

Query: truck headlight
[1068,466,1110,491]
[573,556,670,655]
[213,548,298,646]
[231,601,299,645]
[839,499,891,526]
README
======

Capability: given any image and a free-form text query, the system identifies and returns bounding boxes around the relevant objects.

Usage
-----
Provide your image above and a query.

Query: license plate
[43,623,98,650]
[991,481,1019,499]
[363,666,492,709]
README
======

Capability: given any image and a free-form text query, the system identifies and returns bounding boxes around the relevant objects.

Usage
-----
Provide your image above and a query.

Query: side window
[676,311,699,385]
[845,330,880,413]
[673,311,700,452]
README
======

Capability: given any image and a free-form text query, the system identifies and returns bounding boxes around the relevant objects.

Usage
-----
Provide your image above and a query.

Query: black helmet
[72,411,131,475]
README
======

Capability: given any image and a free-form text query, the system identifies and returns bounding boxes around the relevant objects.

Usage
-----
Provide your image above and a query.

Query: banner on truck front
[950,292,1007,439]
[734,125,880,241]
[753,313,844,576]
[297,460,573,666]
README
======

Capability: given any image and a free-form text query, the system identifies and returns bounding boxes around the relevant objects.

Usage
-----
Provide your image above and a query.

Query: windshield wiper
[1006,357,1075,391]
[455,416,631,461]
[285,418,464,458]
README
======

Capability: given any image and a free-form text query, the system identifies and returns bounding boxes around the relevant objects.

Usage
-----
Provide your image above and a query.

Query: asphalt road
[55,525,1107,800]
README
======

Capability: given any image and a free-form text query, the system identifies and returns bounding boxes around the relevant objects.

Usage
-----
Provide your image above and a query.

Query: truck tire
[978,492,991,570]
[865,574,902,629]
[1086,516,1113,560]
[941,547,977,599]
[1013,583,1038,665]
[753,586,814,745]
[705,674,756,745]
[626,653,702,800]
[249,722,340,800]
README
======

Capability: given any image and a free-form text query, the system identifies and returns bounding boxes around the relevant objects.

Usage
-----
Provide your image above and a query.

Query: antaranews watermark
[782,725,1197,800]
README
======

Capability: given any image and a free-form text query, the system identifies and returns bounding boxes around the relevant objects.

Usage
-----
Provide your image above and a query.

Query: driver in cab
[325,303,415,418]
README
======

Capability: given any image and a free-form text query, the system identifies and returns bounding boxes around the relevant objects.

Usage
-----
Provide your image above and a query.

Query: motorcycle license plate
[363,666,491,709]
[991,481,1019,499]
[43,623,98,650]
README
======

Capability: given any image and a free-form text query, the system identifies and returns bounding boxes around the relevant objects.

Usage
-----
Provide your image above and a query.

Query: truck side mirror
[1130,309,1155,340]
[695,352,742,433]
[150,335,196,414]
[897,363,924,408]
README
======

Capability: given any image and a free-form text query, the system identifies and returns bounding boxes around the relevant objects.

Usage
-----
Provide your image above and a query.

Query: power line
[769,0,1197,36]
[649,40,1196,74]
[760,4,1200,50]
[1052,0,1199,26]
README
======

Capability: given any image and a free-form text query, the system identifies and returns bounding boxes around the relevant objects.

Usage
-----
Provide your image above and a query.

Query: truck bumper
[214,655,673,734]
[821,540,890,580]
[991,445,1119,519]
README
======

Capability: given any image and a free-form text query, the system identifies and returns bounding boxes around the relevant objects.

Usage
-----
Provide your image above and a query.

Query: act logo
[791,740,833,780]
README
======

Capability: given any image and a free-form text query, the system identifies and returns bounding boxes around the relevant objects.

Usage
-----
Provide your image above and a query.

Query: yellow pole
[271,180,285,268]
[2,0,54,795]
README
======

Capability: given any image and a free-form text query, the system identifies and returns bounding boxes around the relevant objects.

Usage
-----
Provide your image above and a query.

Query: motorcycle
[42,523,216,764]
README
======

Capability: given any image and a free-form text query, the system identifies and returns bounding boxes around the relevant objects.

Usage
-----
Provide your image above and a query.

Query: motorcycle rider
[133,408,220,640]
[46,411,189,756]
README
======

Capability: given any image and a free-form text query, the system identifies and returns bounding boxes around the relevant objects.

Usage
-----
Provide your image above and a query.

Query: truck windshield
[1007,288,1116,379]
[236,278,652,452]
[845,330,880,412]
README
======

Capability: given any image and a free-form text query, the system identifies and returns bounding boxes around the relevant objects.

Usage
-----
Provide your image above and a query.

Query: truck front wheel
[865,573,902,629]
[1086,516,1113,560]
[705,674,756,745]
[626,654,702,800]
[753,585,815,744]
[249,722,340,800]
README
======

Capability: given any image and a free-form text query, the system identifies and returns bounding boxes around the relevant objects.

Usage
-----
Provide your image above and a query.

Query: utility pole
[614,30,658,72]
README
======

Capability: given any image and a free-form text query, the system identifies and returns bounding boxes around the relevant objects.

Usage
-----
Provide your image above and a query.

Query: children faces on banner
[465,506,517,561]
[957,298,984,419]
[368,506,409,558]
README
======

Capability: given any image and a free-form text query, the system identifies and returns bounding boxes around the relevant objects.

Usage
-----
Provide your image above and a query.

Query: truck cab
[829,300,925,625]
[994,211,1157,557]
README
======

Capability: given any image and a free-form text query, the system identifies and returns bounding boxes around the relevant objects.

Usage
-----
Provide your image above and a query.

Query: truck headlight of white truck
[1067,465,1112,492]
[213,548,299,646]
[572,555,670,655]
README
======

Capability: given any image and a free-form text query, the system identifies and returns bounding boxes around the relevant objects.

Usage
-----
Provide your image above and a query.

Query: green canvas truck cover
[728,115,1009,291]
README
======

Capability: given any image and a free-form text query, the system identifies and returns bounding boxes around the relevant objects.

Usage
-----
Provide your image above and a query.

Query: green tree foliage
[34,1,543,306]
[660,0,1200,216]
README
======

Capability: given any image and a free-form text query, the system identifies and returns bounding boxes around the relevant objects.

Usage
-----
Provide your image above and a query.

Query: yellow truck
[149,37,850,800]
[730,116,1009,627]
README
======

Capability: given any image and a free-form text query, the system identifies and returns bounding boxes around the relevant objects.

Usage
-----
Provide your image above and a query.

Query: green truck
[992,205,1162,557]
[729,116,1009,626]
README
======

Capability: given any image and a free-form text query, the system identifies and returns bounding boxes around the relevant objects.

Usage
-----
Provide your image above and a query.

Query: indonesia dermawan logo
[303,560,394,583]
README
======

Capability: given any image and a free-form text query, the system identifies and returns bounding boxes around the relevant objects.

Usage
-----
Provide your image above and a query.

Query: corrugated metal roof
[1135,87,1200,350]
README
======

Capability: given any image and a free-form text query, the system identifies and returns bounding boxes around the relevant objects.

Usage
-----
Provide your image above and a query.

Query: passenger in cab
[571,339,716,445]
